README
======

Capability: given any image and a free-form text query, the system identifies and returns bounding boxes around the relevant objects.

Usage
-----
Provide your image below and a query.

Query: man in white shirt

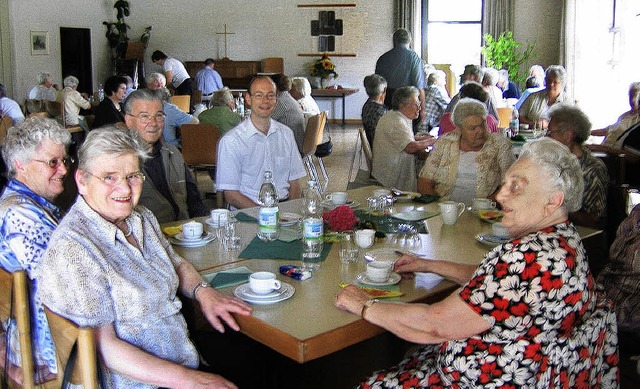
[151,50,194,96]
[195,58,223,103]
[0,84,25,125]
[216,76,306,209]
[26,72,59,101]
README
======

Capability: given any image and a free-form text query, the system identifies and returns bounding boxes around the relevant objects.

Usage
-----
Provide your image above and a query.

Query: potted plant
[103,0,131,61]
[481,31,536,87]
[310,53,338,89]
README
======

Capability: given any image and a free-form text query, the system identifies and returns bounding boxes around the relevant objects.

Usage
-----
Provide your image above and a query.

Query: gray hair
[482,68,499,86]
[519,137,583,212]
[363,74,387,97]
[2,117,71,179]
[548,104,592,144]
[463,65,483,82]
[545,65,567,86]
[123,89,162,115]
[211,87,234,107]
[290,77,312,99]
[78,126,149,172]
[459,81,489,103]
[392,86,418,110]
[37,72,53,85]
[392,28,411,46]
[498,69,509,83]
[145,72,166,87]
[63,76,79,88]
[427,70,446,86]
[451,98,487,129]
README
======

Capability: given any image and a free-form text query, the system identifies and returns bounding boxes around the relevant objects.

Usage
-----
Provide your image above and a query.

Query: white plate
[394,191,421,203]
[363,248,403,263]
[321,199,360,210]
[204,217,222,228]
[391,210,438,221]
[279,212,302,227]
[240,285,286,299]
[170,232,215,247]
[475,233,510,247]
[234,282,295,305]
[355,272,401,286]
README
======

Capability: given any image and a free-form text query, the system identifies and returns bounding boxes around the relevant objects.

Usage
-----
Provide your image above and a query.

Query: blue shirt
[162,101,195,147]
[0,179,59,377]
[375,46,426,90]
[195,67,223,96]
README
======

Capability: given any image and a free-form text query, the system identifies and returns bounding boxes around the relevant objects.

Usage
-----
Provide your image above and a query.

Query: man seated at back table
[216,76,306,209]
[124,89,209,223]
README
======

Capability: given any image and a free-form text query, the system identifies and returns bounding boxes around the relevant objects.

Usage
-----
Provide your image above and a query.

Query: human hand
[197,288,252,333]
[394,254,430,278]
[335,285,371,316]
[182,370,238,389]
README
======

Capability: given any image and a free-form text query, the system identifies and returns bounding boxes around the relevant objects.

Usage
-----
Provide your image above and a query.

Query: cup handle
[273,280,281,289]
[325,194,332,201]
[457,203,466,217]
[490,201,497,209]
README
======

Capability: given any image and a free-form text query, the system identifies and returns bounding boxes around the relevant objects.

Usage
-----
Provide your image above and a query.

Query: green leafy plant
[481,31,536,87]
[103,0,131,60]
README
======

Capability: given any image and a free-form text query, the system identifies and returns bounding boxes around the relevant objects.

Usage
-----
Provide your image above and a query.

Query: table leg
[341,94,346,126]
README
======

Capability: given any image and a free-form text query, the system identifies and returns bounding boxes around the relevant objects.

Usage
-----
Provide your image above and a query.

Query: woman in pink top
[439,82,499,136]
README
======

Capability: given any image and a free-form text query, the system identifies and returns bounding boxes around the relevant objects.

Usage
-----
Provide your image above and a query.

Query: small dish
[234,282,295,305]
[355,272,401,286]
[170,232,215,247]
[393,191,421,203]
[475,233,510,247]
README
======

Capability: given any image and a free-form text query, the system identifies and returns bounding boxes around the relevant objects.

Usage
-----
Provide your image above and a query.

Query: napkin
[414,272,445,290]
[239,237,332,261]
[354,210,428,234]
[162,225,182,237]
[414,194,440,204]
[339,283,403,299]
[235,212,257,223]
[204,266,252,289]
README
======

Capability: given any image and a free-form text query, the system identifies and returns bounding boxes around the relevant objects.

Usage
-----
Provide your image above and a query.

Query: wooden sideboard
[185,59,262,89]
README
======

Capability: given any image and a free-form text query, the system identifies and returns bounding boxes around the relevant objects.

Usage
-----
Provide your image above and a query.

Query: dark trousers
[175,78,195,96]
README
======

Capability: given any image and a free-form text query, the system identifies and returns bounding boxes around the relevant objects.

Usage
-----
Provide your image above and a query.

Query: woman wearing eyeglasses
[36,127,251,388]
[0,117,72,385]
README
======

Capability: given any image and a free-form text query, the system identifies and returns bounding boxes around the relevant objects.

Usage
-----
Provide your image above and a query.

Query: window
[423,0,483,83]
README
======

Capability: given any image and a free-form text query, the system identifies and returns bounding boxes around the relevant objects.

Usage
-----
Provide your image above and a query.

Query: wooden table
[310,88,359,126]
[168,186,601,363]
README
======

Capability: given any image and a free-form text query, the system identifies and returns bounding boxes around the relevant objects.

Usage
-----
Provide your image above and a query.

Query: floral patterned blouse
[0,179,60,381]
[359,222,619,388]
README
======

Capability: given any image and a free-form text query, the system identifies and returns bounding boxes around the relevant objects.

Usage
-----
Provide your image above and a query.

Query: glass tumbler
[223,217,241,251]
[339,231,359,264]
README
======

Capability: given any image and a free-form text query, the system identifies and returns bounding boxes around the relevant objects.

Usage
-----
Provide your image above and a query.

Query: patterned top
[578,147,609,224]
[0,179,59,380]
[597,204,640,331]
[360,222,619,388]
[37,197,199,388]
[361,99,388,147]
[422,85,450,130]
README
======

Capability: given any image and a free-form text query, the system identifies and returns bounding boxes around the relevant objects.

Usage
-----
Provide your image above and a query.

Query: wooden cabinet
[185,59,261,89]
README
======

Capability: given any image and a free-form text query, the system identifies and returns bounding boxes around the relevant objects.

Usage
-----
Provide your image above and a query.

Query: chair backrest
[44,101,62,120]
[27,111,49,119]
[302,111,327,156]
[192,89,202,107]
[24,99,45,115]
[0,116,13,144]
[0,269,36,388]
[170,95,191,113]
[180,123,221,166]
[358,127,373,172]
[496,107,512,129]
[44,307,99,389]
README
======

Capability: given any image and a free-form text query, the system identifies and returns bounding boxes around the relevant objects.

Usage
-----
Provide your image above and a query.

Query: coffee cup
[491,222,510,239]
[326,191,348,205]
[439,201,465,225]
[355,229,376,249]
[249,272,281,295]
[366,261,393,283]
[372,188,391,198]
[182,221,203,240]
[472,198,496,211]
[210,209,229,226]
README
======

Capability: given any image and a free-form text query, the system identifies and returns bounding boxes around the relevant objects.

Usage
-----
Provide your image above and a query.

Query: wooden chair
[27,112,49,119]
[496,107,512,129]
[24,99,45,116]
[0,116,13,144]
[346,128,380,189]
[44,101,62,121]
[301,111,328,194]
[191,89,202,109]
[170,95,191,113]
[181,123,222,206]
[358,127,373,173]
[0,269,36,388]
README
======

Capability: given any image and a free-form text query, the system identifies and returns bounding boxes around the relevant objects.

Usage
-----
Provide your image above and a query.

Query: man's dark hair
[151,50,168,62]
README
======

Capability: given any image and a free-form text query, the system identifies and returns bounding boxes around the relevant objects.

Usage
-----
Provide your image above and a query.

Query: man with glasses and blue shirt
[216,76,306,209]
[123,89,208,223]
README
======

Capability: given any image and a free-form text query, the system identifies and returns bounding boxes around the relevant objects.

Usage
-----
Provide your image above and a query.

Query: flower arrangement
[322,205,357,232]
[310,53,338,79]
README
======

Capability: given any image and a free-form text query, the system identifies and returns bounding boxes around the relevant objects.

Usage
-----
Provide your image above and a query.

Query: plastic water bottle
[301,180,324,271]
[257,171,279,241]
[509,107,519,136]
[97,83,105,102]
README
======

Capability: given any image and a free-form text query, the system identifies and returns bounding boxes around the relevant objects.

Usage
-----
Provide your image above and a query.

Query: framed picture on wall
[30,31,49,55]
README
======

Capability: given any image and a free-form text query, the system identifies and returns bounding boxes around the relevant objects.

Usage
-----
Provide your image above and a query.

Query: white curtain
[482,0,515,38]
[561,0,576,101]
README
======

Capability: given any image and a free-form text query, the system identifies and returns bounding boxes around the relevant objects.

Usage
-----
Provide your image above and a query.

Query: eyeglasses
[85,171,146,187]
[251,93,277,101]
[127,112,166,123]
[31,156,74,169]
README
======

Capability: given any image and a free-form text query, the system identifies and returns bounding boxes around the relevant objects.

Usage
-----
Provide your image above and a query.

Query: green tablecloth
[239,237,333,261]
[354,210,436,234]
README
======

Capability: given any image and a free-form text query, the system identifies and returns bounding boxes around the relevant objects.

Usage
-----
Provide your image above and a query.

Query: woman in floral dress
[336,137,619,388]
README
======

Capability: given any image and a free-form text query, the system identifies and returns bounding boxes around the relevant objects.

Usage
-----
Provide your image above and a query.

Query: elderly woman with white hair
[37,127,251,388]
[0,117,72,385]
[27,72,59,101]
[58,75,91,131]
[361,74,388,146]
[290,77,320,115]
[519,65,571,129]
[198,87,242,135]
[338,137,619,388]
[481,67,505,108]
[418,98,513,205]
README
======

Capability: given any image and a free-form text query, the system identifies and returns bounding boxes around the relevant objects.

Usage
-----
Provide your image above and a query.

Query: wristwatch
[193,281,210,299]
[360,299,379,319]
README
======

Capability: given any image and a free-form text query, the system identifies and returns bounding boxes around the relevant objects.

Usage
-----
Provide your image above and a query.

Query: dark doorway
[60,27,92,95]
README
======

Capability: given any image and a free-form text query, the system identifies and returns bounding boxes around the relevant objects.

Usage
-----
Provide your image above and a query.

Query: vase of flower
[310,53,338,89]
[321,74,334,89]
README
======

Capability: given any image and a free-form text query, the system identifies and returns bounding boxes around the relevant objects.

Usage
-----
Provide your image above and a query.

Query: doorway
[60,27,92,95]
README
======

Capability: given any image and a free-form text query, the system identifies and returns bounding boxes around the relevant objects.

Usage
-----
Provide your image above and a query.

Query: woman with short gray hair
[59,75,91,131]
[290,77,320,114]
[419,98,513,205]
[519,64,571,128]
[361,74,388,146]
[198,87,242,135]
[0,117,72,384]
[371,86,435,191]
[27,72,59,101]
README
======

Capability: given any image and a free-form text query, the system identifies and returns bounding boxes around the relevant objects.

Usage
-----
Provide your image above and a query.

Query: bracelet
[192,281,210,299]
[360,299,379,319]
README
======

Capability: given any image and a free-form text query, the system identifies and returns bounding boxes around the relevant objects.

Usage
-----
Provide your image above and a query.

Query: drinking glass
[339,231,358,264]
[223,217,241,251]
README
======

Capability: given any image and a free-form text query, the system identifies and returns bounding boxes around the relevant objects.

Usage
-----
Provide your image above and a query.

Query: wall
[513,0,563,72]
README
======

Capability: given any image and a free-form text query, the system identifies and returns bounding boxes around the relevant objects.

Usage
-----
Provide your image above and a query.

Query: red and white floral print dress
[359,222,619,388]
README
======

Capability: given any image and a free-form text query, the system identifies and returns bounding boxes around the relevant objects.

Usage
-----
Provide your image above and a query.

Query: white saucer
[174,232,208,242]
[204,217,223,228]
[363,248,403,263]
[475,233,510,247]
[241,285,285,299]
[170,231,215,247]
[355,272,401,286]
[234,282,295,305]
[279,212,302,227]
[321,199,360,210]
